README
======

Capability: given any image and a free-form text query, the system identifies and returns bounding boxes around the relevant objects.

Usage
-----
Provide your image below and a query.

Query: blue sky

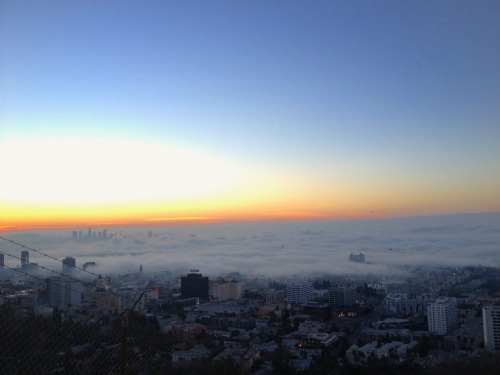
[1,1,499,228]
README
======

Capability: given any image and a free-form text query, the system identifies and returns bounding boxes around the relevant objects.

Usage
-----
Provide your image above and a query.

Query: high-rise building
[286,281,313,305]
[47,276,82,312]
[329,286,356,308]
[483,305,500,350]
[427,297,458,335]
[95,275,107,290]
[21,250,29,269]
[349,252,365,263]
[213,276,242,301]
[266,289,285,305]
[181,270,209,301]
[384,293,432,315]
[62,257,76,275]
[0,253,4,268]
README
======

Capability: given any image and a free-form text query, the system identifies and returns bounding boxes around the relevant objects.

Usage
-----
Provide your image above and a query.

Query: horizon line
[1,210,498,233]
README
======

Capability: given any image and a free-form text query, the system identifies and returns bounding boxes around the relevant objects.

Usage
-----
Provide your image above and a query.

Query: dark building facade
[21,250,29,268]
[62,256,76,275]
[181,272,209,301]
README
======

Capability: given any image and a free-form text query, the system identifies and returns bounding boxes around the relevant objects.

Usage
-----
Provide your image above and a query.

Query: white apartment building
[286,281,313,305]
[384,293,433,315]
[46,276,83,312]
[427,297,458,335]
[483,305,500,350]
[213,277,242,301]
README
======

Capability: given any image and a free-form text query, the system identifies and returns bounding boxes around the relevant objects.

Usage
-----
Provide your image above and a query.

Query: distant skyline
[2,213,499,276]
[1,1,499,230]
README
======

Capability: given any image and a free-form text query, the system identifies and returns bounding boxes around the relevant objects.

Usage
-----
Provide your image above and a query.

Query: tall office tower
[103,229,107,240]
[62,257,76,275]
[21,251,29,268]
[286,281,314,305]
[0,253,4,267]
[349,252,365,263]
[181,270,209,301]
[213,276,242,301]
[427,297,458,335]
[47,276,82,312]
[78,231,83,240]
[483,305,500,350]
[72,231,78,240]
[329,286,356,308]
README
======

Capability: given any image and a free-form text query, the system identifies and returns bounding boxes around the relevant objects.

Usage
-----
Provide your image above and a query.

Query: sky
[1,1,499,230]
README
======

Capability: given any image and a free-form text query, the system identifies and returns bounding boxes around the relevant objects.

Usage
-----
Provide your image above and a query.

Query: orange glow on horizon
[0,200,388,232]
[2,202,498,232]
[4,187,498,232]
[2,136,497,232]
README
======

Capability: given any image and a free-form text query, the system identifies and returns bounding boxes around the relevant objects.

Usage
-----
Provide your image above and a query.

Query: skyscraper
[0,253,4,268]
[21,250,29,269]
[62,256,76,275]
[427,297,458,335]
[181,270,209,301]
[483,305,500,350]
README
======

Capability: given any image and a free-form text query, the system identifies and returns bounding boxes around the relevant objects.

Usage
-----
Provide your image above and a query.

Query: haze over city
[1,1,499,231]
[2,3,500,373]
[0,212,498,279]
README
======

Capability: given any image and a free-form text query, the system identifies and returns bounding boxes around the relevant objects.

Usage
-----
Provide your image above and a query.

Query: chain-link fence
[0,236,249,375]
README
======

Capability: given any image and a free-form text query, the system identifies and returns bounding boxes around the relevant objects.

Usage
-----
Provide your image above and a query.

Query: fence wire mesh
[3,235,500,375]
[0,236,243,375]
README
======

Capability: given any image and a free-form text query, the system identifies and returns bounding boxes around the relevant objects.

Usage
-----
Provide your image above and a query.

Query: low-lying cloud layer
[2,213,499,279]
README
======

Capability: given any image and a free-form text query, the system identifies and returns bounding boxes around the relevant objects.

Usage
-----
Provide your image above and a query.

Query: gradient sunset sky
[1,1,499,230]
